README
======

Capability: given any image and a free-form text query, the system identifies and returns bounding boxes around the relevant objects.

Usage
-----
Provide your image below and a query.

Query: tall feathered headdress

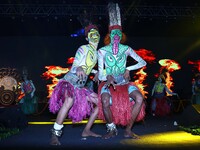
[108,2,122,32]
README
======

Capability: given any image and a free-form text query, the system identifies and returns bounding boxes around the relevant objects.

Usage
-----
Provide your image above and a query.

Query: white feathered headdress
[108,2,122,32]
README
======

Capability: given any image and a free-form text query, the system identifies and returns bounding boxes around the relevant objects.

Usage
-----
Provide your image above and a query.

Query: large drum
[0,76,18,106]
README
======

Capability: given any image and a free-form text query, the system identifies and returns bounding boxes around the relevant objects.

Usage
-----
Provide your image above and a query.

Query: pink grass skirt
[49,79,94,123]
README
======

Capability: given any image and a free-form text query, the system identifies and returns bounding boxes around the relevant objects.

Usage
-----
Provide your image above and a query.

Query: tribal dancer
[49,24,101,145]
[151,73,178,116]
[97,3,147,139]
[19,67,37,115]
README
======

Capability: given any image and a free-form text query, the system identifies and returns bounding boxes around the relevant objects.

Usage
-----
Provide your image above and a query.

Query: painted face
[88,29,100,44]
[110,29,122,44]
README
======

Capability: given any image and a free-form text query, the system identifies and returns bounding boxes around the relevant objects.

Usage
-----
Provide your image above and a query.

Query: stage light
[70,34,78,37]
[121,131,200,148]
[70,28,84,37]
[28,119,105,125]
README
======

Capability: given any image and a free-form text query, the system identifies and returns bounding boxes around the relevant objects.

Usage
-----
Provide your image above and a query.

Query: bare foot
[50,134,61,145]
[102,130,118,139]
[82,130,101,137]
[124,130,140,139]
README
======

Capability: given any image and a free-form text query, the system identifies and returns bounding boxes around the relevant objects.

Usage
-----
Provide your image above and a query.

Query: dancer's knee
[101,93,110,108]
[63,97,74,109]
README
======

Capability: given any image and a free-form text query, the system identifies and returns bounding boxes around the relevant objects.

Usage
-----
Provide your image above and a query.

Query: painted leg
[101,93,117,139]
[50,97,73,145]
[124,90,143,139]
[82,94,101,137]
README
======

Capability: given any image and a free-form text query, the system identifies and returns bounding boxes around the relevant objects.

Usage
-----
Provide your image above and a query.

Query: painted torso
[22,80,33,94]
[98,43,146,84]
[71,44,97,75]
[101,44,128,76]
[154,82,165,94]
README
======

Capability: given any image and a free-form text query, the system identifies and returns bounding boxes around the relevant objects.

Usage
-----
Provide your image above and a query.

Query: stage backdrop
[0,36,199,99]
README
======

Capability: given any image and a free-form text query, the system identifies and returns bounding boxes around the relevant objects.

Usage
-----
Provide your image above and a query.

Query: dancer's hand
[123,69,130,82]
[93,72,99,84]
[105,75,116,90]
[76,66,86,81]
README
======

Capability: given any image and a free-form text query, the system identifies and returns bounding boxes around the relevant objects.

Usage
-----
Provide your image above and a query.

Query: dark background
[0,0,200,100]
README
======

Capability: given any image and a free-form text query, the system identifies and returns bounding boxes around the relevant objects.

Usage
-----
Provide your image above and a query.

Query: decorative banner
[134,49,156,98]
[158,59,181,96]
[42,66,69,98]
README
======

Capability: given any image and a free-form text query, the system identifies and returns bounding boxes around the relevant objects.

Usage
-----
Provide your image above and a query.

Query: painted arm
[165,85,178,96]
[126,47,147,71]
[70,46,88,80]
[98,49,107,81]
[70,46,86,74]
[151,83,156,96]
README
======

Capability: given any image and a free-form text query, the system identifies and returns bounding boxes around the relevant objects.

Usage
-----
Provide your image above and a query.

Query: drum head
[0,76,18,91]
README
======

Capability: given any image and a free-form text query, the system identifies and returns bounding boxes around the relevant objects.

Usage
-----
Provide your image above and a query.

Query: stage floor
[0,106,200,150]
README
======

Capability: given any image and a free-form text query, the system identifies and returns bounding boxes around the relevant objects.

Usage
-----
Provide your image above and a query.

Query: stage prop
[0,68,22,106]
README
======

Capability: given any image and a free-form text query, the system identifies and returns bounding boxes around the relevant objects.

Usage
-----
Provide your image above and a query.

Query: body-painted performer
[97,3,147,139]
[19,67,37,115]
[191,73,200,104]
[49,24,101,145]
[151,74,178,116]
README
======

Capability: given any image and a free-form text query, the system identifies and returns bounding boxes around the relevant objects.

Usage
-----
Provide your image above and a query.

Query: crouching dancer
[49,23,101,145]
